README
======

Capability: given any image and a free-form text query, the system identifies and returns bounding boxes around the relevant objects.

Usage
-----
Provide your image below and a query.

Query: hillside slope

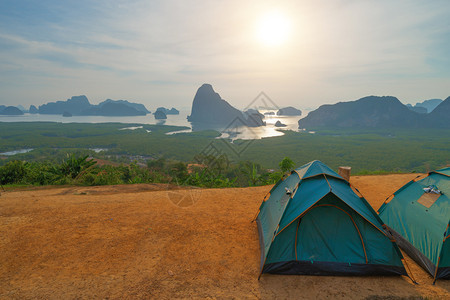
[427,96,450,128]
[1,175,449,299]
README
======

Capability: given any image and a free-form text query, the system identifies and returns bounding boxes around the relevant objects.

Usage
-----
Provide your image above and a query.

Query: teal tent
[255,160,407,277]
[378,167,450,281]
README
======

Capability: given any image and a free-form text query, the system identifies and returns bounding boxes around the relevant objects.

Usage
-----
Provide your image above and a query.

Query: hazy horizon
[1,1,449,110]
[0,86,447,113]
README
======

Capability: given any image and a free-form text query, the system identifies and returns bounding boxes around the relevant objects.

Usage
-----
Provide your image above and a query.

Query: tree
[147,157,166,171]
[279,157,295,174]
[168,161,188,183]
[240,161,262,186]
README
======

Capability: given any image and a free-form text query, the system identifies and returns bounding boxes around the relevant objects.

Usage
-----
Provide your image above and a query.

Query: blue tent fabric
[256,160,407,277]
[296,160,343,180]
[437,223,450,279]
[378,167,450,280]
[257,172,300,263]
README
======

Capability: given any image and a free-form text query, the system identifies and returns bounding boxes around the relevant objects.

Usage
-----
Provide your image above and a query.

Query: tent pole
[402,258,418,284]
[432,257,441,285]
[432,227,448,285]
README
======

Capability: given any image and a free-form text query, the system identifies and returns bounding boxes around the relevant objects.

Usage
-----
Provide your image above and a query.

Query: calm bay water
[0,148,34,156]
[0,109,306,140]
[0,111,193,127]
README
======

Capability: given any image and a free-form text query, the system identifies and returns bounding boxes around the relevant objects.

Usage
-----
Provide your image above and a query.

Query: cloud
[0,0,449,108]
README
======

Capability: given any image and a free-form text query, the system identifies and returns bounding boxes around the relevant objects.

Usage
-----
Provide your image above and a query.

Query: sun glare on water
[256,11,292,47]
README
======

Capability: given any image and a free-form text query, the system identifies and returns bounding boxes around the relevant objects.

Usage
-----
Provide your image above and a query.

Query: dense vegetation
[0,154,295,188]
[0,122,448,184]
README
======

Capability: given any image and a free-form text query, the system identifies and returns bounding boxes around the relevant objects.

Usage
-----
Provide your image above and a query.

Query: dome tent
[255,160,408,278]
[378,167,450,282]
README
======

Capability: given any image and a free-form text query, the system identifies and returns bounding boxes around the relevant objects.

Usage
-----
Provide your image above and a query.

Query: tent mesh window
[417,193,440,208]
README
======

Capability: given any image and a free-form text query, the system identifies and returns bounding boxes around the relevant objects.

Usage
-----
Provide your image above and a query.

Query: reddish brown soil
[0,174,449,299]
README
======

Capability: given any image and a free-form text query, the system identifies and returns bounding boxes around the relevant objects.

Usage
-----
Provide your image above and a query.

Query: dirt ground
[0,174,449,299]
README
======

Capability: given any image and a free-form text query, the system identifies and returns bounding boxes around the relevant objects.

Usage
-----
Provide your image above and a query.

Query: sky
[0,0,449,110]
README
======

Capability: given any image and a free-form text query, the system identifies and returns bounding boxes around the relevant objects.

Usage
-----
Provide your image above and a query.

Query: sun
[256,11,291,47]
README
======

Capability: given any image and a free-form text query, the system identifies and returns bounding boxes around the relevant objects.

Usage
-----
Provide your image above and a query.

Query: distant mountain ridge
[406,104,427,114]
[414,99,443,113]
[298,95,450,129]
[2,91,448,130]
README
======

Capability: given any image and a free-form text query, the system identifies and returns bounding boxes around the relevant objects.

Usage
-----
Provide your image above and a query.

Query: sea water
[0,109,308,140]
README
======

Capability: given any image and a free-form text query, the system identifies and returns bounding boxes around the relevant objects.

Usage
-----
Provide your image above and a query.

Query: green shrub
[0,160,27,184]
[0,152,296,189]
[147,157,166,171]
[24,162,59,185]
[78,166,123,186]
[127,162,152,184]
[59,154,96,179]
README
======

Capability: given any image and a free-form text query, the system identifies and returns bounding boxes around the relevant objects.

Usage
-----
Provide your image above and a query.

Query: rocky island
[156,107,179,115]
[0,106,24,115]
[81,102,146,116]
[187,84,265,127]
[39,95,91,115]
[274,120,287,127]
[154,110,167,119]
[29,105,38,114]
[37,96,149,116]
[277,106,302,116]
